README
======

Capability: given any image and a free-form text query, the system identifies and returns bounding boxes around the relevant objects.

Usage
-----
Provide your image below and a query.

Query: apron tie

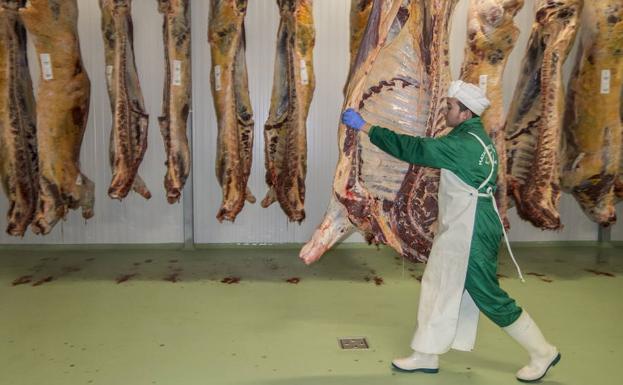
[480,187,525,283]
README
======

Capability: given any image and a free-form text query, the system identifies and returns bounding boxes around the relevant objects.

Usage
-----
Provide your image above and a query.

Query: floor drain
[338,337,369,350]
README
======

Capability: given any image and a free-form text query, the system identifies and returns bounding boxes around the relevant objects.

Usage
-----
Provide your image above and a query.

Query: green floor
[1,244,621,385]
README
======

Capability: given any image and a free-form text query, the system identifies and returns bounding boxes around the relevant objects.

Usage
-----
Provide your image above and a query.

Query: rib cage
[208,0,256,222]
[301,0,458,264]
[505,0,582,230]
[262,0,315,222]
[100,0,151,200]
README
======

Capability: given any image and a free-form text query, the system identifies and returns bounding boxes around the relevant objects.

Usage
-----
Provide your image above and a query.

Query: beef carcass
[505,0,582,230]
[561,0,622,226]
[301,0,459,265]
[208,0,255,222]
[158,0,191,204]
[100,0,151,200]
[262,0,315,222]
[460,0,524,228]
[19,0,94,235]
[0,0,37,236]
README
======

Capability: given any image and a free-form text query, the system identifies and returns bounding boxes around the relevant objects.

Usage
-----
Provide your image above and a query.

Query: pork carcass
[460,0,524,228]
[301,0,458,264]
[0,0,37,236]
[262,0,315,222]
[561,0,622,226]
[100,0,151,200]
[19,0,94,235]
[158,0,191,204]
[208,0,255,222]
[505,0,582,230]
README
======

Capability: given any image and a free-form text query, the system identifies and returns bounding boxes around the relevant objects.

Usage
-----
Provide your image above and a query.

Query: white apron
[410,132,523,354]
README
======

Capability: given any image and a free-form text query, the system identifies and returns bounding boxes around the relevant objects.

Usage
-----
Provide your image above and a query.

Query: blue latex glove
[341,108,365,131]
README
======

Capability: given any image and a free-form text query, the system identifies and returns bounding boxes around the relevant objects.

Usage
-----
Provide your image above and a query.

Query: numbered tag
[214,65,222,91]
[40,53,53,80]
[600,69,611,94]
[479,74,488,93]
[106,65,113,84]
[300,59,309,85]
[173,60,182,86]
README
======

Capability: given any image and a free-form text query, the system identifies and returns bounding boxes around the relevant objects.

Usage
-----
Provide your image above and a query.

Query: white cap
[447,80,491,116]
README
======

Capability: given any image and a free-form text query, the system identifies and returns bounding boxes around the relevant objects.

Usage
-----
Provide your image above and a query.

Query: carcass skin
[208,0,255,222]
[505,0,582,230]
[0,0,37,236]
[100,0,151,200]
[301,0,458,265]
[460,0,524,229]
[19,0,94,235]
[158,0,191,204]
[262,0,315,222]
[562,0,622,226]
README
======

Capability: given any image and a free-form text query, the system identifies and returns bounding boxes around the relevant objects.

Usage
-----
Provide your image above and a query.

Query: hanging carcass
[301,0,459,264]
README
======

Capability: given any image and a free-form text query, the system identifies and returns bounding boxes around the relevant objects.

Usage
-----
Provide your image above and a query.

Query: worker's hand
[341,108,365,131]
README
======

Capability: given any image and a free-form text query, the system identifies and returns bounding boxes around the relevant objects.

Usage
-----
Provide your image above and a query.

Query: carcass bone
[208,0,256,222]
[505,0,582,230]
[561,0,622,226]
[0,0,38,236]
[100,0,151,200]
[19,0,94,235]
[460,0,524,229]
[301,0,458,265]
[157,0,191,204]
[262,0,315,222]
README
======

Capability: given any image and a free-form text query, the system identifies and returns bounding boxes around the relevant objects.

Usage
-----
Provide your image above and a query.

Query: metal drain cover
[338,337,369,350]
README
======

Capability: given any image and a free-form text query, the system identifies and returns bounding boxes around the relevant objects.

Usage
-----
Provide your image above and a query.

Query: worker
[340,80,560,383]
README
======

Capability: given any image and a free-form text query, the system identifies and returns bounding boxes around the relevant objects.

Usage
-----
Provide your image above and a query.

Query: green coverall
[369,117,522,327]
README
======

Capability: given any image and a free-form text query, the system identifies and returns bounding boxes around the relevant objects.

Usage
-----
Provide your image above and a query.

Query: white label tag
[479,74,488,93]
[173,60,182,86]
[106,65,113,84]
[600,69,611,94]
[40,53,53,80]
[300,59,309,85]
[75,173,83,186]
[214,65,222,91]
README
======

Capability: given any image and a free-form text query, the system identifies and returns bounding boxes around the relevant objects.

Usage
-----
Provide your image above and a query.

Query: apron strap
[467,132,525,283]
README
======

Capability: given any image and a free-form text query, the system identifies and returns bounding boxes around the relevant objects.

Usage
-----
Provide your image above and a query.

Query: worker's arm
[341,108,459,170]
[368,125,459,170]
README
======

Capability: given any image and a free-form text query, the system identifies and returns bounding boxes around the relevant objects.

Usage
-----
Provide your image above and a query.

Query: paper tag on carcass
[600,70,611,94]
[40,53,53,80]
[173,60,182,86]
[75,173,83,186]
[300,59,309,85]
[106,65,113,84]
[479,75,488,93]
[214,65,222,91]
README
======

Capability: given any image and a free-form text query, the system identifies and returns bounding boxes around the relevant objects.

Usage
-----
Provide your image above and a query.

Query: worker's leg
[467,206,559,382]
[464,219,522,327]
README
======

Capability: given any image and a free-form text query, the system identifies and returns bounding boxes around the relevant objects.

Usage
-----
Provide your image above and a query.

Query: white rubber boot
[503,311,560,382]
[391,351,439,373]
